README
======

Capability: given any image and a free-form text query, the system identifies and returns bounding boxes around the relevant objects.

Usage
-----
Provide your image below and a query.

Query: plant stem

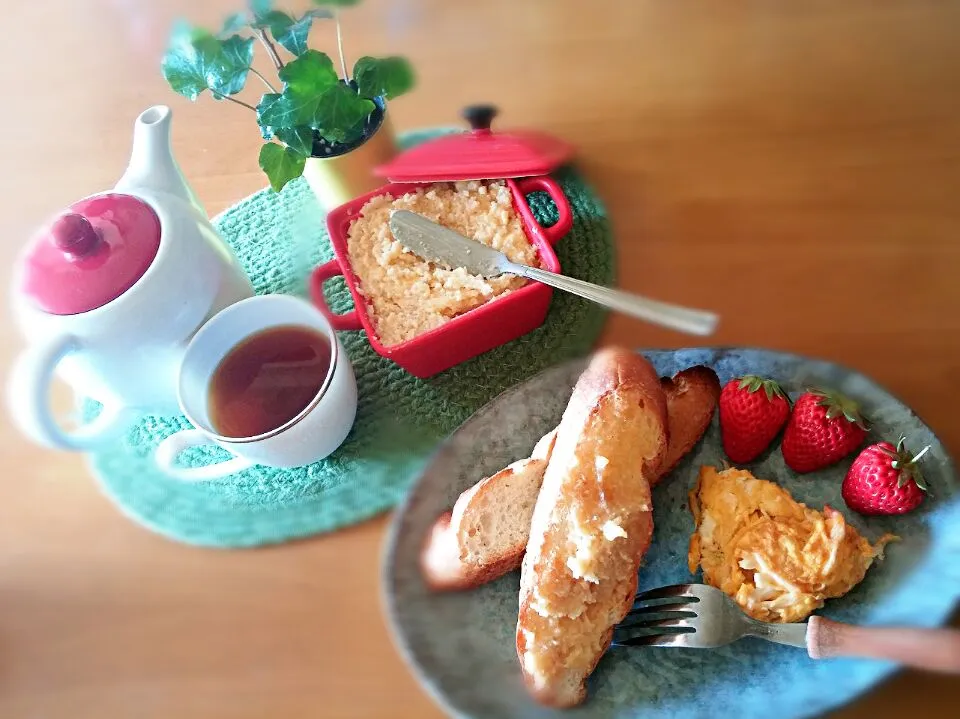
[212,92,257,111]
[250,67,279,93]
[254,28,285,70]
[335,11,349,81]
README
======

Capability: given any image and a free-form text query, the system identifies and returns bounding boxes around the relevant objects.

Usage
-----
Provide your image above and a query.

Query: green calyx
[737,375,789,403]
[808,388,869,430]
[880,436,931,492]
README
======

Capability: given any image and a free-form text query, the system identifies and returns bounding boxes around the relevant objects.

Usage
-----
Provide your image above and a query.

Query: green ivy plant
[161,0,415,191]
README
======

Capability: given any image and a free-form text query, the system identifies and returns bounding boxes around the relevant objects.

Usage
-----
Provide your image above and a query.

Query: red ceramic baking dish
[309,105,575,378]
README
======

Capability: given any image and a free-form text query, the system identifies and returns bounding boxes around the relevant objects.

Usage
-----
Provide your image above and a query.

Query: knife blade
[389,209,509,278]
[387,209,719,336]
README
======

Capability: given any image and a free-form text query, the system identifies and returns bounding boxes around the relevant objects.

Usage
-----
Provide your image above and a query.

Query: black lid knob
[461,104,498,131]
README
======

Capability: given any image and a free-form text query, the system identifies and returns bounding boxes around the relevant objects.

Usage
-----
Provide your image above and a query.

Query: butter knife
[389,209,719,337]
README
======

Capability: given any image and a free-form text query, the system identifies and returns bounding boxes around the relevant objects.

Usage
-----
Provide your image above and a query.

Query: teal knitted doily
[85,129,614,548]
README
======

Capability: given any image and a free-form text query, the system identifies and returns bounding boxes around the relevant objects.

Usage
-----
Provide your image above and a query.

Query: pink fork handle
[309,259,363,331]
[807,616,960,674]
[514,176,573,245]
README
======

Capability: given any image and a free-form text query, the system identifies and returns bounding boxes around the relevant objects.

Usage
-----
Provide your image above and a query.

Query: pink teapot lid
[19,193,161,315]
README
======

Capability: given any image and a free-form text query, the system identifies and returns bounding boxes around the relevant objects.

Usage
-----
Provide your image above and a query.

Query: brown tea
[208,325,332,438]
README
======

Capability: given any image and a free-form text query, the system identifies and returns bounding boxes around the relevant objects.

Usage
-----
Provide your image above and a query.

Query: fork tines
[612,584,700,648]
[633,584,702,603]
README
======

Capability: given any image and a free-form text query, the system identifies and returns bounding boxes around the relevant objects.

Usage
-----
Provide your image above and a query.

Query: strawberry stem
[891,438,931,492]
[808,388,869,430]
[739,375,788,402]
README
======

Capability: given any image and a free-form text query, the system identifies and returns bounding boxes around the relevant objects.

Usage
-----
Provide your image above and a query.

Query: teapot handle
[7,334,137,451]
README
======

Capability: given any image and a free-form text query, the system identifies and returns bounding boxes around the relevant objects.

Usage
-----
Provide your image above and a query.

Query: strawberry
[718,375,791,463]
[781,388,868,472]
[842,437,930,515]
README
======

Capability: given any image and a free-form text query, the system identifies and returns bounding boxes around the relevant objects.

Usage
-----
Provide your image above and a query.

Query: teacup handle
[7,334,138,451]
[155,429,254,481]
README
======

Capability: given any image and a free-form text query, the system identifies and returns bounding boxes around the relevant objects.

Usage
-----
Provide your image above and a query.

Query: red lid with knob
[18,193,161,315]
[375,105,574,183]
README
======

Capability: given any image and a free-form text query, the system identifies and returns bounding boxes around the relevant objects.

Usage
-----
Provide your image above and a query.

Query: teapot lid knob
[17,193,161,315]
[51,212,101,258]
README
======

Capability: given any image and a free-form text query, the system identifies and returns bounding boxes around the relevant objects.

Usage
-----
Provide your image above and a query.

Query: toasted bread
[658,365,721,476]
[420,432,555,592]
[516,347,668,707]
[419,365,719,592]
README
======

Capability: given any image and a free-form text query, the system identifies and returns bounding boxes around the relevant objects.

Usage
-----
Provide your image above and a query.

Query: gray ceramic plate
[383,348,960,719]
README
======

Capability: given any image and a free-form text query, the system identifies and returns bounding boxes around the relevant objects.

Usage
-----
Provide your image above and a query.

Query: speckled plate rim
[380,346,959,719]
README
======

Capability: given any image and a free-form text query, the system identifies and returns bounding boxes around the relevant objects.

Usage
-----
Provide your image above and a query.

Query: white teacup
[155,294,357,481]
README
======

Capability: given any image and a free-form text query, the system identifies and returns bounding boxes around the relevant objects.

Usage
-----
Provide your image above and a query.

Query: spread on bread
[688,465,897,623]
[420,365,719,592]
[516,347,668,707]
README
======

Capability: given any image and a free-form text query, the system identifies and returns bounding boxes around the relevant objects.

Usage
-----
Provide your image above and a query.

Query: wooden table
[1,1,957,716]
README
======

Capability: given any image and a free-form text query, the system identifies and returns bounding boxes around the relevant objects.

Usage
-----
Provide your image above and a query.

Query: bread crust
[419,511,472,591]
[420,508,534,592]
[656,365,721,480]
[515,347,668,707]
[419,433,556,591]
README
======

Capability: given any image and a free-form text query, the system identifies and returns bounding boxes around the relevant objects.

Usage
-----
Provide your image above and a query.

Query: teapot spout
[115,105,205,214]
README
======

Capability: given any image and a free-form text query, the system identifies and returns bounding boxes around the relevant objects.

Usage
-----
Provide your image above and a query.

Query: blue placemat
[84,129,616,547]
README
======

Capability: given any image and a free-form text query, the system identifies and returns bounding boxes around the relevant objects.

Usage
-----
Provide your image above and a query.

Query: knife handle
[511,264,719,336]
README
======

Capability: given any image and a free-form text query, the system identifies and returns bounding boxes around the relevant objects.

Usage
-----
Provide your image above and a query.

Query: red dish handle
[309,259,363,331]
[515,175,573,246]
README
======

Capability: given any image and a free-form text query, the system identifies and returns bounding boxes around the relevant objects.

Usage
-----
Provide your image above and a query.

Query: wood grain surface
[1,1,958,717]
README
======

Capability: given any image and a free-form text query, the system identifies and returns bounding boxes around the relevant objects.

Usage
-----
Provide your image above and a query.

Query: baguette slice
[420,430,556,591]
[516,347,668,707]
[658,365,721,476]
[420,365,719,591]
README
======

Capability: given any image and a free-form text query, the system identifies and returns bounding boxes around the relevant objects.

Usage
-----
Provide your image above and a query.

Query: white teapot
[8,105,254,451]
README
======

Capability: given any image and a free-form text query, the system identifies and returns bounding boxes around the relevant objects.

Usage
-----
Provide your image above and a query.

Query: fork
[613,583,960,674]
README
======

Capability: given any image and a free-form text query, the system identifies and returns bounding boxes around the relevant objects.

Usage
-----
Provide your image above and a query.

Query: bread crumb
[602,520,627,541]
[595,455,609,475]
[345,180,540,346]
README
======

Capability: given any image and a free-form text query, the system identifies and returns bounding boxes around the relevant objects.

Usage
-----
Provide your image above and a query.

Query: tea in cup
[155,294,357,481]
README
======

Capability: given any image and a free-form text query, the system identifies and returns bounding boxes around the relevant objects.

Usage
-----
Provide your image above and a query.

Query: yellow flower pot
[302,114,398,211]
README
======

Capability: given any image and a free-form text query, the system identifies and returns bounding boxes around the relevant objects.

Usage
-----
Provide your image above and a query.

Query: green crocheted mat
[85,128,614,548]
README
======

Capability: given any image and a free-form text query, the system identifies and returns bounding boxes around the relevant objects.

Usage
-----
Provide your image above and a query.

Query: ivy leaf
[256,93,283,138]
[259,143,307,192]
[258,92,321,128]
[278,50,338,96]
[267,12,313,56]
[162,25,254,100]
[305,8,334,19]
[161,27,223,101]
[221,12,248,35]
[248,0,273,16]
[312,83,375,143]
[275,126,316,156]
[311,0,361,6]
[340,114,370,145]
[211,35,255,96]
[251,9,288,29]
[353,56,415,100]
